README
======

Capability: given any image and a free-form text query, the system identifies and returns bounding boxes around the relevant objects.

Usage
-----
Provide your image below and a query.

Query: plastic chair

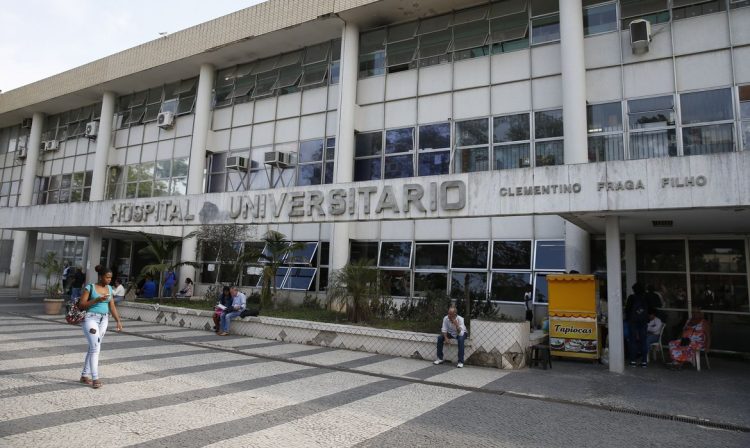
[648,324,665,363]
[694,348,710,372]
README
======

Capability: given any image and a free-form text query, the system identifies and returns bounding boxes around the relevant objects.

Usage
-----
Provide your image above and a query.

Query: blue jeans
[70,288,82,302]
[437,333,467,363]
[81,313,108,380]
[220,310,242,333]
[163,286,173,297]
[628,321,648,363]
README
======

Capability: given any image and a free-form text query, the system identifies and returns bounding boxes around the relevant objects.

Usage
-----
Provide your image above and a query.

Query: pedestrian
[524,284,534,327]
[112,278,126,304]
[77,265,123,389]
[433,305,468,368]
[218,286,246,336]
[625,282,649,367]
[163,269,177,298]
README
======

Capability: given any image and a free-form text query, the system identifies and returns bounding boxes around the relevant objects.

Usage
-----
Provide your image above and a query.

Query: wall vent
[652,220,673,228]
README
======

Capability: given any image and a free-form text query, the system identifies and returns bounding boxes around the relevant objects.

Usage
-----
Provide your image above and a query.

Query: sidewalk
[2,291,748,432]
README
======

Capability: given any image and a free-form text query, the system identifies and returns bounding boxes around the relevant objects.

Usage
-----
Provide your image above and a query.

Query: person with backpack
[625,282,650,367]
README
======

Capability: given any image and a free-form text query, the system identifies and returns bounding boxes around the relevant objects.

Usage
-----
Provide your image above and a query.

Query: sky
[0,0,267,92]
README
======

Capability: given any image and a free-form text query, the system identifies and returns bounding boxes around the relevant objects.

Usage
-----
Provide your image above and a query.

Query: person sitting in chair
[668,307,711,370]
[433,306,468,368]
[646,309,664,347]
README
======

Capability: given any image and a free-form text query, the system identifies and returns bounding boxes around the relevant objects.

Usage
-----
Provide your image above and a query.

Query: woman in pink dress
[668,308,711,369]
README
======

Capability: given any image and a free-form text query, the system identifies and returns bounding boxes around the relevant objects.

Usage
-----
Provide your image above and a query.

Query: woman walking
[77,265,123,389]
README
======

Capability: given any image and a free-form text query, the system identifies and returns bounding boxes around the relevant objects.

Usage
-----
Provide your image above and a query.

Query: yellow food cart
[547,274,600,360]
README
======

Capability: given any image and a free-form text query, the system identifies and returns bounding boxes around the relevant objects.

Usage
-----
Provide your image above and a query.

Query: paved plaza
[1,296,748,447]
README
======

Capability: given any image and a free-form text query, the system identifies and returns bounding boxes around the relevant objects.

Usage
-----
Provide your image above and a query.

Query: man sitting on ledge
[218,286,246,336]
[434,306,468,368]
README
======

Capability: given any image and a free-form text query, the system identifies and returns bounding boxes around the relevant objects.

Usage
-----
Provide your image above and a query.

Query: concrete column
[85,229,103,284]
[330,22,359,271]
[605,216,624,373]
[624,233,637,295]
[179,230,197,290]
[8,112,45,286]
[559,0,589,165]
[564,221,590,273]
[18,231,38,298]
[89,92,116,201]
[186,63,215,196]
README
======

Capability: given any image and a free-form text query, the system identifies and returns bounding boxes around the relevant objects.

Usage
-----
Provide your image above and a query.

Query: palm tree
[137,231,199,300]
[256,230,304,308]
[326,258,380,323]
[35,251,64,299]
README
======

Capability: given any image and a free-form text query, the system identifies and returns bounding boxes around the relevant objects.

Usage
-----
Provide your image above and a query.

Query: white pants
[81,313,109,380]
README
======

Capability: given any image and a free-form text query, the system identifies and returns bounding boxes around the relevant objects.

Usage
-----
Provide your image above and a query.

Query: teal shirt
[86,284,113,314]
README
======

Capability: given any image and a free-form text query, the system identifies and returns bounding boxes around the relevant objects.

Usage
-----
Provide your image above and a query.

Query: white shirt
[112,284,125,297]
[441,315,467,337]
[647,316,663,335]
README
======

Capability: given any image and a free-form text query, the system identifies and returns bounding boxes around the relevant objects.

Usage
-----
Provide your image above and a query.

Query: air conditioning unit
[226,155,249,172]
[84,121,99,139]
[629,19,651,54]
[21,118,33,129]
[16,147,27,159]
[264,151,292,168]
[157,111,175,129]
[43,140,60,151]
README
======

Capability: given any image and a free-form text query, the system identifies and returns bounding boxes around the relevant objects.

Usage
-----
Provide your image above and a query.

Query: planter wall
[43,299,64,315]
[118,302,531,369]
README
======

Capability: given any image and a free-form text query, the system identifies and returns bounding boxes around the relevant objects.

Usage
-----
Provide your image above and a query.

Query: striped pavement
[1,312,748,447]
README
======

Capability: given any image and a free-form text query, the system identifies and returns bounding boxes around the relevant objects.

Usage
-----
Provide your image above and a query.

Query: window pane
[287,242,318,265]
[451,272,488,300]
[535,140,563,166]
[534,109,563,138]
[682,123,735,155]
[385,128,414,154]
[621,0,668,18]
[380,242,412,268]
[455,147,490,173]
[456,119,489,146]
[494,113,530,143]
[681,89,733,124]
[490,13,529,43]
[636,240,686,271]
[350,241,378,263]
[494,143,531,169]
[629,129,677,159]
[171,177,187,195]
[299,139,324,162]
[360,29,386,53]
[531,14,560,44]
[689,240,746,273]
[418,29,453,59]
[173,158,189,177]
[355,132,382,157]
[274,267,289,289]
[297,163,322,186]
[491,272,532,302]
[418,151,451,176]
[452,241,489,269]
[534,240,564,270]
[139,162,154,181]
[628,96,675,129]
[690,274,748,312]
[299,62,328,87]
[354,158,381,181]
[304,42,330,65]
[531,0,558,16]
[419,123,451,150]
[415,243,449,269]
[384,154,414,179]
[588,135,624,162]
[453,21,489,51]
[493,240,532,269]
[533,273,550,303]
[283,267,317,290]
[583,3,618,35]
[419,14,452,34]
[386,38,417,67]
[587,103,622,133]
[637,273,688,309]
[276,65,302,88]
[155,160,171,179]
[414,272,448,295]
[381,270,411,296]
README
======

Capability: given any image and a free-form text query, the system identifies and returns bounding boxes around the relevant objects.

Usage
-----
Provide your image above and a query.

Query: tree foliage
[326,259,380,323]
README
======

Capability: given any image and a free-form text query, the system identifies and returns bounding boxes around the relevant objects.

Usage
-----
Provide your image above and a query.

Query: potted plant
[35,251,65,315]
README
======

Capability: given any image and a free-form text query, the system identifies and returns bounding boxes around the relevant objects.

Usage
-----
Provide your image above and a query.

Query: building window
[490,0,530,55]
[454,119,490,173]
[583,1,618,35]
[534,109,564,166]
[688,240,748,313]
[297,138,335,186]
[534,240,565,271]
[350,241,379,264]
[354,131,383,181]
[587,102,624,162]
[530,0,560,45]
[414,242,449,296]
[451,240,489,301]
[114,158,188,199]
[672,0,726,21]
[40,171,92,204]
[740,85,750,151]
[490,240,533,303]
[680,88,735,156]
[418,123,451,176]
[452,5,490,61]
[493,113,531,170]
[384,128,414,179]
[627,95,677,159]
[359,29,387,78]
[379,241,413,296]
[621,0,670,28]
[117,79,196,128]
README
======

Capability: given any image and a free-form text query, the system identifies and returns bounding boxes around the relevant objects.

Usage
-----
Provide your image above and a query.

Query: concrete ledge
[118,302,530,369]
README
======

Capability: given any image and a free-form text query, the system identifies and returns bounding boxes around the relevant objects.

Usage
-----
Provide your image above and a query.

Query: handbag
[66,300,86,325]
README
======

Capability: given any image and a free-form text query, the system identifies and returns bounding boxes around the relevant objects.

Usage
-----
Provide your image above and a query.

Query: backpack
[628,294,648,323]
